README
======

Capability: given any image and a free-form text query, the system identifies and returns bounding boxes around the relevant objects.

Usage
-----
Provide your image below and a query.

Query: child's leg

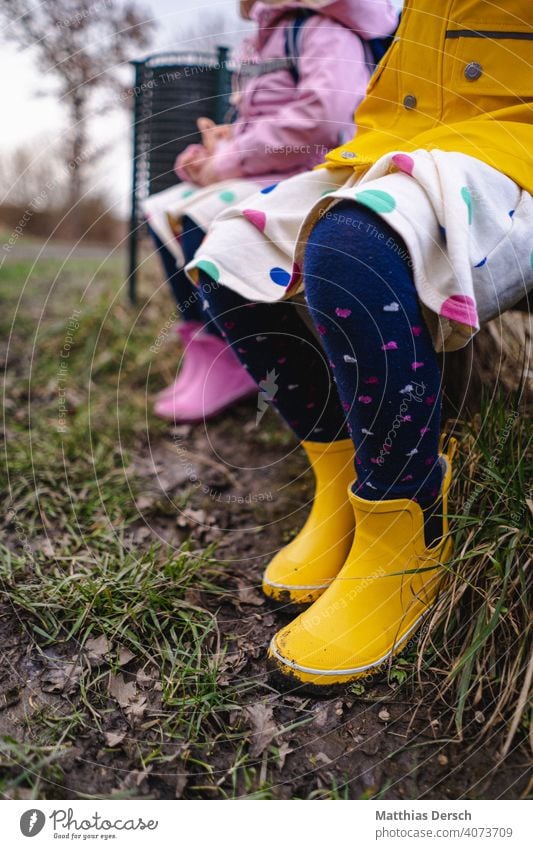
[148,223,204,324]
[148,216,223,338]
[304,201,443,511]
[198,274,349,443]
[198,272,354,604]
[153,217,253,420]
[268,203,454,689]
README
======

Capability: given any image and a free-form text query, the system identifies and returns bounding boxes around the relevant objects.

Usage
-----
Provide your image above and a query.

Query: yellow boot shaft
[263,438,356,606]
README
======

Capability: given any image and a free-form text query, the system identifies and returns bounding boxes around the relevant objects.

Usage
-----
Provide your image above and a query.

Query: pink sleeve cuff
[211,140,245,180]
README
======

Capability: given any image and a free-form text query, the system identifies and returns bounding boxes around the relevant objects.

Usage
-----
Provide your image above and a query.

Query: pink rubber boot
[156,321,204,401]
[153,331,257,422]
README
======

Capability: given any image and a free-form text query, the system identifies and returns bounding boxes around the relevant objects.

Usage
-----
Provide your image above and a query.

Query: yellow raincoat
[325,0,533,193]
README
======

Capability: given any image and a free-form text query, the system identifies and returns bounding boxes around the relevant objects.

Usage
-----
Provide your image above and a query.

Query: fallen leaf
[236,582,265,607]
[41,659,81,696]
[136,667,157,690]
[120,768,152,791]
[276,741,293,770]
[109,673,137,708]
[244,703,279,758]
[104,730,127,748]
[85,635,110,665]
[126,695,148,725]
[117,646,135,667]
[109,673,148,724]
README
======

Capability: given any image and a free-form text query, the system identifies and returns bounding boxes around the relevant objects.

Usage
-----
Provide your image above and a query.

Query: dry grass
[418,393,532,760]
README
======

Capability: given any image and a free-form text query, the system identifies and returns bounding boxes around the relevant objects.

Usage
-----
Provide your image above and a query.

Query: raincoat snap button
[464,62,483,81]
[340,151,357,160]
[403,94,417,110]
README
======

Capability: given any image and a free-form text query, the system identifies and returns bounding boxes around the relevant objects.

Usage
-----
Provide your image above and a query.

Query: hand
[174,144,208,181]
[191,156,220,187]
[197,117,232,154]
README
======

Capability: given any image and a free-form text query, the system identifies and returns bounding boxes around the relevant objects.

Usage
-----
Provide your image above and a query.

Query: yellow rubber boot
[268,439,457,692]
[262,438,356,607]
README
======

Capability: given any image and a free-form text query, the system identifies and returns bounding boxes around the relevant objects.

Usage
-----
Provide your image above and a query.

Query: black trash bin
[128,47,232,303]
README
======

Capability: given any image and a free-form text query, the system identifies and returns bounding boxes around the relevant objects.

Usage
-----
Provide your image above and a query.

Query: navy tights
[149,216,221,336]
[200,202,443,509]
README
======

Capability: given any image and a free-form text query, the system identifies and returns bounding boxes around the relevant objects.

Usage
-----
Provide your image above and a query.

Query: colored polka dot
[354,189,396,214]
[440,294,478,326]
[269,267,291,287]
[219,190,236,203]
[391,153,415,175]
[242,208,267,232]
[509,209,515,218]
[181,188,195,199]
[261,183,278,194]
[460,186,473,225]
[195,259,220,282]
[474,257,487,268]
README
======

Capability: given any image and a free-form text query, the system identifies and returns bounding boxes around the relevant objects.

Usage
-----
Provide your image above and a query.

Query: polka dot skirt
[185,150,533,353]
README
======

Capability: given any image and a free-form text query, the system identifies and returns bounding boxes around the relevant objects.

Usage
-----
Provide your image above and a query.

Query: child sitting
[186,0,533,690]
[143,0,398,422]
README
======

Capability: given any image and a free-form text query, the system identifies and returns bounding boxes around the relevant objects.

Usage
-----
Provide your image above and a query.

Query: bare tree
[0,0,155,230]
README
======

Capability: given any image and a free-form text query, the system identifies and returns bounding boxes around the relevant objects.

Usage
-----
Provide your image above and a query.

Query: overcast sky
[0,1,402,214]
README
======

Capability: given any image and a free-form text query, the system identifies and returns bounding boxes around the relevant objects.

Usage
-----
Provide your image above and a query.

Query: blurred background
[0,0,251,245]
[0,0,404,247]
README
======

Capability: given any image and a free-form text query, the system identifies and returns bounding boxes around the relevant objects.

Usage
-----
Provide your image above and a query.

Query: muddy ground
[2,401,530,800]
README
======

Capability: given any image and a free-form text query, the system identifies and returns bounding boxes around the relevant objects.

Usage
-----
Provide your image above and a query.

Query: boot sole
[262,580,330,612]
[267,606,433,698]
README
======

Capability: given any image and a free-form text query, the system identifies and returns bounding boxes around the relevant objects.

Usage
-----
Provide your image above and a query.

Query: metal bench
[128,48,232,303]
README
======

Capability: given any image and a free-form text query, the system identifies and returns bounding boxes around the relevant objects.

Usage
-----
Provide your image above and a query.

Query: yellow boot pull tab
[439,433,458,465]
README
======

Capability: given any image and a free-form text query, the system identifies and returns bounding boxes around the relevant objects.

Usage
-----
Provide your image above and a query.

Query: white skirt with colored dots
[185,150,533,352]
[142,179,261,266]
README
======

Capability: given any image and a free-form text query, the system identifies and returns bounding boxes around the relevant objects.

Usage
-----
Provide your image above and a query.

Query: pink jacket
[182,1,398,184]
